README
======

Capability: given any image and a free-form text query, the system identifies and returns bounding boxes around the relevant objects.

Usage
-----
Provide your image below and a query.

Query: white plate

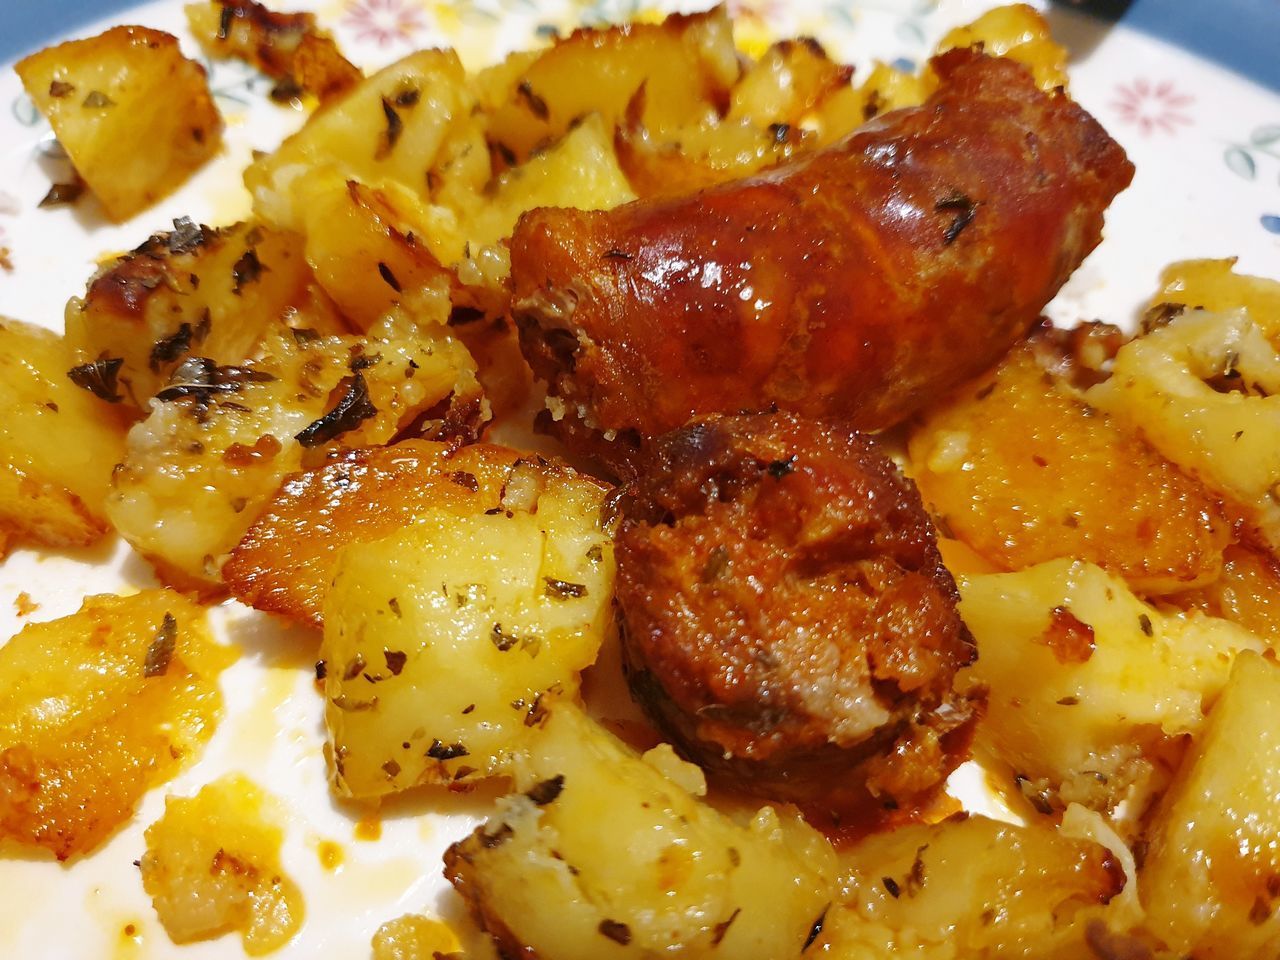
[1,1,1278,957]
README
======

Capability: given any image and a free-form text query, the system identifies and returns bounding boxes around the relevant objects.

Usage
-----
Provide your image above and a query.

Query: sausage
[613,413,981,819]
[512,49,1134,467]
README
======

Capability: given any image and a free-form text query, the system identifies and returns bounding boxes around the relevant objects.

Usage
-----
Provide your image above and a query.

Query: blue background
[1,0,1278,92]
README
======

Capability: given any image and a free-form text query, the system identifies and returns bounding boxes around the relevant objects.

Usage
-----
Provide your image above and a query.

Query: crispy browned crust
[512,50,1134,463]
[443,833,544,960]
[224,441,524,627]
[613,413,981,818]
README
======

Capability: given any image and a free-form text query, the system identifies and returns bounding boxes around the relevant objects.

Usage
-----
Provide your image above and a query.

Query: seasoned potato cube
[728,38,853,128]
[321,457,612,796]
[1146,257,1280,343]
[958,559,1264,816]
[1141,653,1280,958]
[465,113,635,249]
[108,315,482,590]
[297,176,454,329]
[478,7,740,163]
[0,590,228,860]
[65,220,314,406]
[1088,308,1280,553]
[15,26,222,221]
[935,4,1068,91]
[909,343,1229,594]
[226,441,524,627]
[817,815,1123,957]
[185,0,360,102]
[1177,544,1280,648]
[140,774,304,955]
[0,318,127,550]
[444,702,834,960]
[246,48,472,233]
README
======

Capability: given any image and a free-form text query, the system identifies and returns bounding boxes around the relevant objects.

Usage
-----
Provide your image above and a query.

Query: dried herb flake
[144,612,177,678]
[526,774,565,806]
[544,577,587,600]
[68,357,124,402]
[295,372,378,448]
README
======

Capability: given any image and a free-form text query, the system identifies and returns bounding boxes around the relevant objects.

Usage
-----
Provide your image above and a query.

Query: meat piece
[513,49,1134,466]
[614,413,981,819]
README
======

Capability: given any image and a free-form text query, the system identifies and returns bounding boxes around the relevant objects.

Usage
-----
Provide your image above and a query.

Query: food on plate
[4,1,1280,958]
[614,413,978,817]
[321,456,613,797]
[1138,653,1280,957]
[140,773,304,954]
[815,811,1126,957]
[445,700,836,960]
[908,330,1230,595]
[65,219,315,407]
[512,47,1133,466]
[0,590,228,860]
[106,311,481,591]
[957,558,1263,821]
[14,26,222,221]
[226,440,525,626]
[0,317,128,551]
[185,0,361,102]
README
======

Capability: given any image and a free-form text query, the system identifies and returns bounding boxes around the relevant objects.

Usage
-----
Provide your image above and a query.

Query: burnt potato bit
[614,412,981,819]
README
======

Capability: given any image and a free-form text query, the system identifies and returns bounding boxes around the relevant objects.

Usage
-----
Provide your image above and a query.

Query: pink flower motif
[1110,78,1194,136]
[341,0,426,48]
[725,0,787,21]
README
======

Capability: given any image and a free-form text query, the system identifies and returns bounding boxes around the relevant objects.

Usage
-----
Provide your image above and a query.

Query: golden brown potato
[65,220,315,406]
[371,915,462,960]
[934,3,1069,92]
[15,26,222,221]
[477,7,740,163]
[1140,653,1280,958]
[908,340,1229,594]
[140,774,304,955]
[1176,544,1280,648]
[957,559,1264,818]
[227,441,523,627]
[1088,308,1280,554]
[185,0,360,102]
[1145,257,1280,344]
[0,317,127,550]
[0,590,229,860]
[445,702,835,960]
[321,456,613,797]
[817,814,1124,958]
[107,316,482,590]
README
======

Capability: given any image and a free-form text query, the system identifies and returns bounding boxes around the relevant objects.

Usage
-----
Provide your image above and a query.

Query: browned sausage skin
[512,49,1133,465]
[614,413,981,820]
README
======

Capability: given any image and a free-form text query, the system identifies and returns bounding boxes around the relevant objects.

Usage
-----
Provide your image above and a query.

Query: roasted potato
[816,814,1124,958]
[370,915,462,960]
[1176,543,1280,648]
[0,317,127,550]
[1140,653,1280,958]
[957,558,1264,817]
[15,26,222,221]
[1145,257,1280,343]
[935,3,1069,92]
[140,774,304,955]
[908,341,1229,594]
[226,441,525,627]
[0,590,228,860]
[107,315,482,590]
[445,702,835,960]
[185,0,360,102]
[321,456,613,797]
[1088,307,1280,554]
[65,219,314,406]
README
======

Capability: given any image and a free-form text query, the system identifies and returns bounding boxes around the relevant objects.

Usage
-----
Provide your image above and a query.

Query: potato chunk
[1178,544,1280,648]
[957,559,1264,816]
[1146,257,1280,343]
[444,702,834,960]
[107,316,482,590]
[226,441,524,627]
[0,318,127,550]
[817,814,1123,957]
[65,220,313,406]
[140,774,304,955]
[1140,653,1280,957]
[371,915,461,960]
[321,457,612,796]
[935,3,1068,91]
[1088,308,1280,553]
[909,343,1229,594]
[15,26,222,221]
[0,590,227,860]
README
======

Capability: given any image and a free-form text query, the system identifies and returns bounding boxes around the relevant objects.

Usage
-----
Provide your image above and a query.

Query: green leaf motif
[1224,145,1256,181]
[1250,124,1280,147]
[10,95,40,128]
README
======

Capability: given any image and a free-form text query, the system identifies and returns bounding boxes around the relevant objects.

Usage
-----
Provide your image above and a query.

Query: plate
[0,1,1278,957]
